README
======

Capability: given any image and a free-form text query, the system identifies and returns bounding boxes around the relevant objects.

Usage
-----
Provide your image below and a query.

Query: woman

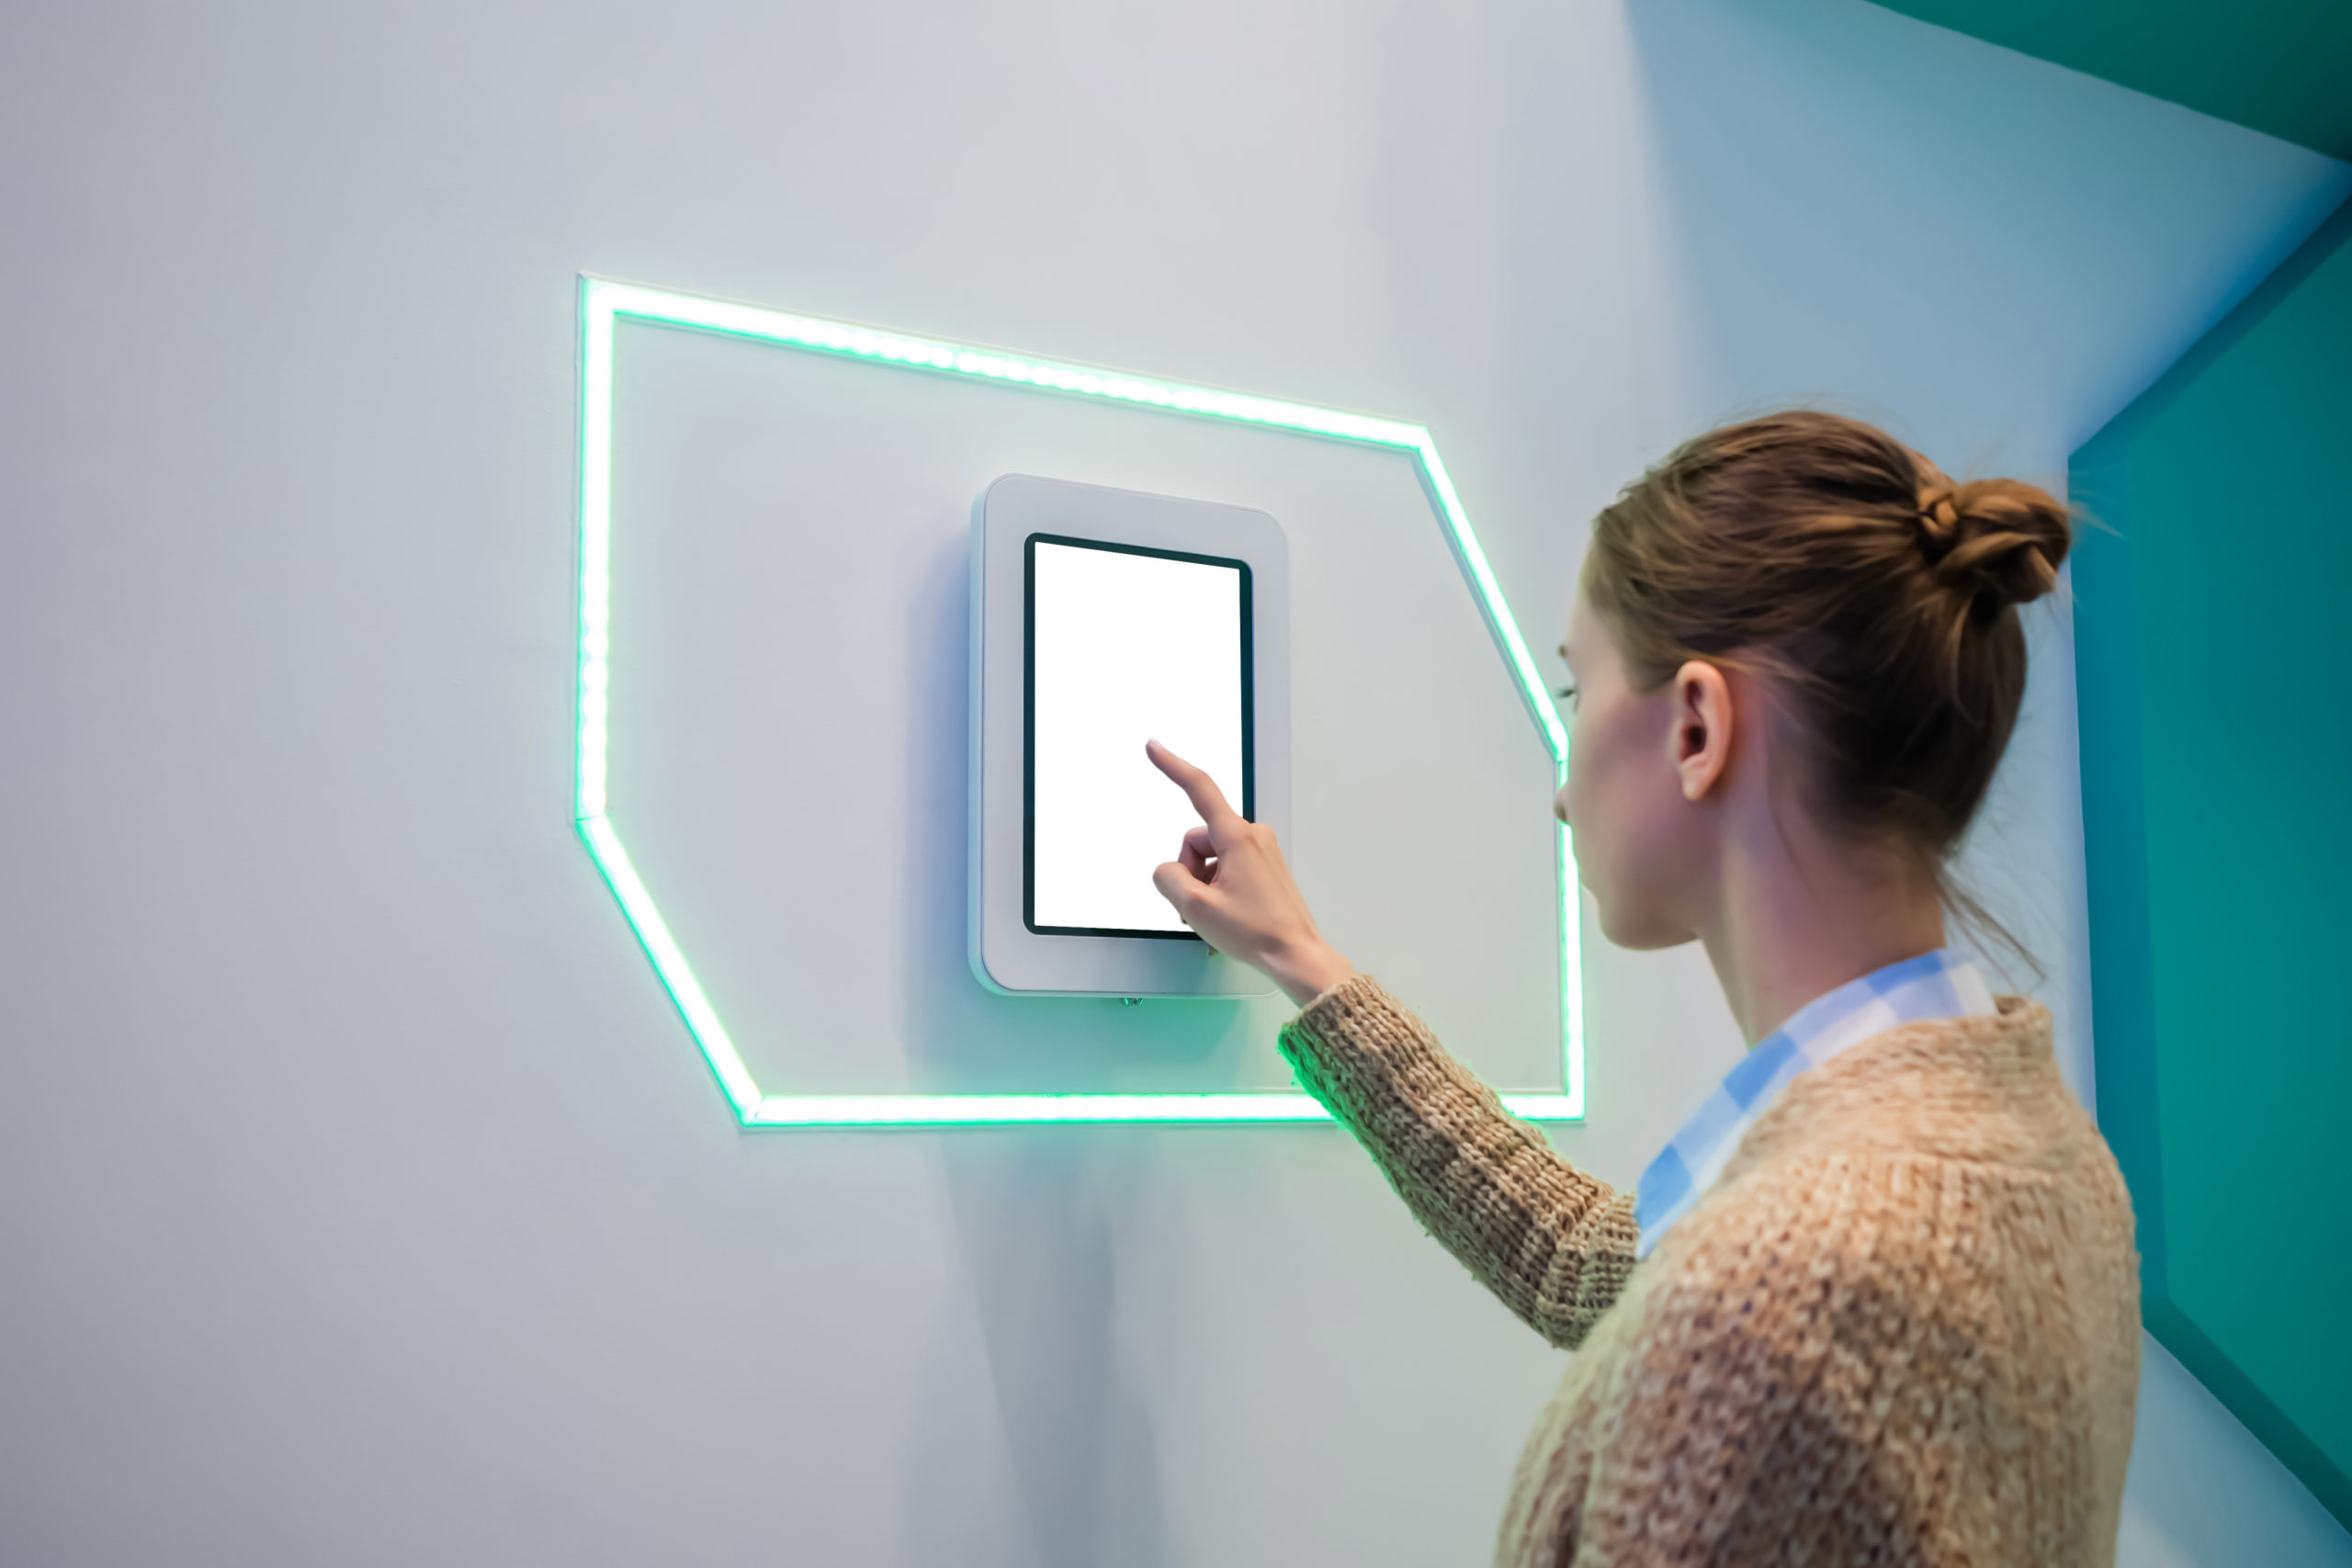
[1146,412,2139,1567]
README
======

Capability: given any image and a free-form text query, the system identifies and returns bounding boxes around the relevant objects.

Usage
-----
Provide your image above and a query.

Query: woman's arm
[1280,975,1637,1350]
[1143,740,1637,1347]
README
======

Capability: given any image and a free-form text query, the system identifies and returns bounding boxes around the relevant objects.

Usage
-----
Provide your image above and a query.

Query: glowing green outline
[576,276,1584,1127]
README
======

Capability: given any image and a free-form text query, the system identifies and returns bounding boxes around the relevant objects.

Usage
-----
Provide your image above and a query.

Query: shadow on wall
[892,514,1175,1568]
[909,1136,1170,1568]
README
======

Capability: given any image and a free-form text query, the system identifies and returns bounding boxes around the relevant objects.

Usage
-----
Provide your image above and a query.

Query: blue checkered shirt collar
[1633,947,1997,1260]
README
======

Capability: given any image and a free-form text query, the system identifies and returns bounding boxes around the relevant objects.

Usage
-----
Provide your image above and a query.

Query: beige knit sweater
[1280,975,2140,1567]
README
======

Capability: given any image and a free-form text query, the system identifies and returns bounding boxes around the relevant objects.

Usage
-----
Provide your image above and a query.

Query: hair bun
[1914,476,2071,609]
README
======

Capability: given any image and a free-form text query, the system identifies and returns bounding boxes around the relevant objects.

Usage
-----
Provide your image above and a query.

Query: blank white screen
[1029,539,1246,934]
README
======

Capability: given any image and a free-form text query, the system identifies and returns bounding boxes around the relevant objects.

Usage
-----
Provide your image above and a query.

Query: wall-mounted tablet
[972,475,1288,997]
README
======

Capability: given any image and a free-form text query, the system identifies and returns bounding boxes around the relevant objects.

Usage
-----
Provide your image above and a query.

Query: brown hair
[1581,411,2071,920]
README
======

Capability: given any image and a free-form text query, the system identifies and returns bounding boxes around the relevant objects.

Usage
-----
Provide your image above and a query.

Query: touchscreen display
[1025,535,1251,937]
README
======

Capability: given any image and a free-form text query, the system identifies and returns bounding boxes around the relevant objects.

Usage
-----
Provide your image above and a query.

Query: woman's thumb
[1151,859,1200,914]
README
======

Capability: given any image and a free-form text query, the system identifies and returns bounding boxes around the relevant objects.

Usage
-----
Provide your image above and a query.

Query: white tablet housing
[970,474,1289,998]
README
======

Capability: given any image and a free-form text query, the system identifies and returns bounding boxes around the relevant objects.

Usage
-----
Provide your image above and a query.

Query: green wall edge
[2073,194,2352,1529]
[1866,0,2352,161]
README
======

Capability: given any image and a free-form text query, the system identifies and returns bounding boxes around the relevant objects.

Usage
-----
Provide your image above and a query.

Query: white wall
[3,1,2346,1562]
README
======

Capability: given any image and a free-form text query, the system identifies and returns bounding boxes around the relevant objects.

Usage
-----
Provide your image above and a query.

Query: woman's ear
[1668,660,1734,802]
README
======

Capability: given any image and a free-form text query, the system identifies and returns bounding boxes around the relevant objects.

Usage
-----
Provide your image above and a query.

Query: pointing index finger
[1145,739,1245,839]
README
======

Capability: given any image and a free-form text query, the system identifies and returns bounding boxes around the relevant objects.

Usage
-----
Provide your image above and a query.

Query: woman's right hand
[1146,739,1356,1008]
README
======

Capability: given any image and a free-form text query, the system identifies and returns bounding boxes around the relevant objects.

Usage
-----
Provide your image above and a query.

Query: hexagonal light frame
[576,276,1583,1127]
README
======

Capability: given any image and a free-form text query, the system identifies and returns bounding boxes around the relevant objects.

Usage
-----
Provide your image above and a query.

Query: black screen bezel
[1023,533,1255,940]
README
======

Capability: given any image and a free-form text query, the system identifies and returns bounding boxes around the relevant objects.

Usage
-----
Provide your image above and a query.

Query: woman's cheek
[1566,700,1657,926]
[1561,751,1615,897]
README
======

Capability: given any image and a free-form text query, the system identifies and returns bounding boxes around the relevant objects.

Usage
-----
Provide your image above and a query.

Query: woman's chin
[1591,902,1695,953]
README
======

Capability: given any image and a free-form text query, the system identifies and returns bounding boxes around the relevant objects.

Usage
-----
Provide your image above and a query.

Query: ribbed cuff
[1294,970,1378,1022]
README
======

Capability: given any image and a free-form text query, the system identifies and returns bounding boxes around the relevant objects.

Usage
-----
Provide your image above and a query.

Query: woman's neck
[1697,825,1948,1047]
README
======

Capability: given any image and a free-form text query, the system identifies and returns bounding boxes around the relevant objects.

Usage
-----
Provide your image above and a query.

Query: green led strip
[576,276,1584,1127]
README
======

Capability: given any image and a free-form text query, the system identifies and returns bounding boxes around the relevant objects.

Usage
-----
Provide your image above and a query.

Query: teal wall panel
[1867,0,2352,160]
[2074,194,2352,1528]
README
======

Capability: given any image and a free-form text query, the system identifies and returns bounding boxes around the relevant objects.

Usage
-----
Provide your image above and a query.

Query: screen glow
[1029,538,1246,937]
[575,275,1584,1127]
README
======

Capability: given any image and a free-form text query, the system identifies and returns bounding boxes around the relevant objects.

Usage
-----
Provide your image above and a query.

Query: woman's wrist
[1268,941,1355,1009]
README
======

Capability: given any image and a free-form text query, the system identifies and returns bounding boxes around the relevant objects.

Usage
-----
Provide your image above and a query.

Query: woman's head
[1556,411,2070,951]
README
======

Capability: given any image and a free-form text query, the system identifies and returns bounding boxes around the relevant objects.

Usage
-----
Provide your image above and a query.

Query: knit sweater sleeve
[1277,974,1638,1350]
